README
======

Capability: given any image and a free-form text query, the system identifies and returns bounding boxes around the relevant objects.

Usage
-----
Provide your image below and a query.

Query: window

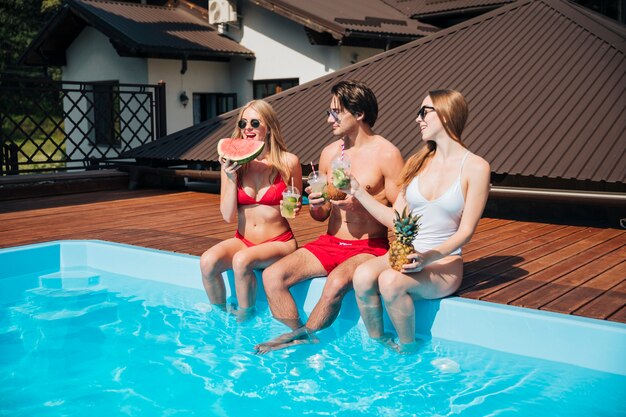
[193,93,237,125]
[253,78,299,99]
[90,81,120,147]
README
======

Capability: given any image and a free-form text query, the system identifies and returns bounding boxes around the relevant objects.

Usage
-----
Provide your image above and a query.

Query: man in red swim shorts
[256,80,404,353]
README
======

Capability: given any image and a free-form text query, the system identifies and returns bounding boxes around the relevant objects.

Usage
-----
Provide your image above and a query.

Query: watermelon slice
[217,138,265,164]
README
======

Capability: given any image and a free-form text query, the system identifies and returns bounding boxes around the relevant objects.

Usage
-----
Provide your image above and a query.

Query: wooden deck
[1,188,624,324]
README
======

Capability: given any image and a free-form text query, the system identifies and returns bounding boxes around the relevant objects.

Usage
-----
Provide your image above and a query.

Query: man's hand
[306,185,326,207]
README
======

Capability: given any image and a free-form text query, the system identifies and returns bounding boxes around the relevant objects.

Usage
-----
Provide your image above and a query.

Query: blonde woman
[348,90,490,352]
[200,100,302,321]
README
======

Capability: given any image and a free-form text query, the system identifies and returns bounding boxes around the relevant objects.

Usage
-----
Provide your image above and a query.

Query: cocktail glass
[331,156,351,189]
[307,172,327,199]
[281,186,300,218]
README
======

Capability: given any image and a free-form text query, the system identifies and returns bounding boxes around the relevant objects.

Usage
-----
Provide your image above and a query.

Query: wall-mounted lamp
[179,91,189,107]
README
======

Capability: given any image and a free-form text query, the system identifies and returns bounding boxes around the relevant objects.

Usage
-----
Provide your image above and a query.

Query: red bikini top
[237,174,287,206]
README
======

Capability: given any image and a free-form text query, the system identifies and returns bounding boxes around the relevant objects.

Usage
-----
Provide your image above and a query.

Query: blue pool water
[1,241,625,416]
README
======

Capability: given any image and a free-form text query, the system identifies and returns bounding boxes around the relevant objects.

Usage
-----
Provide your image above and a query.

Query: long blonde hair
[398,89,468,188]
[231,100,291,182]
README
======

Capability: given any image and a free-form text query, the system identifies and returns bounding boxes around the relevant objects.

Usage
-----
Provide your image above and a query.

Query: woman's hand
[219,156,241,181]
[283,197,302,215]
[401,251,426,274]
[401,250,441,274]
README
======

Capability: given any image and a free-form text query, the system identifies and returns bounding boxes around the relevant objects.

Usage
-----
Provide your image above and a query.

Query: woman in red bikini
[200,100,302,321]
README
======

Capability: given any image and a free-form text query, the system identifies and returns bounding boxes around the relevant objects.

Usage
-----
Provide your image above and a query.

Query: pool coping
[2,239,625,376]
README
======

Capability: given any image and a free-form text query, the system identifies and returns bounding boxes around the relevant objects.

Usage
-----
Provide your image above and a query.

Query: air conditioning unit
[208,0,237,25]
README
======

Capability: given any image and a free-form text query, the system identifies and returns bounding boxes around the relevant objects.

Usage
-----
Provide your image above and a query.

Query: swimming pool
[1,240,625,416]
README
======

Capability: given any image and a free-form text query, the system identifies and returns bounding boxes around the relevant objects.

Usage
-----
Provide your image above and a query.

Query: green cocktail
[307,172,328,200]
[331,157,351,189]
[281,186,300,218]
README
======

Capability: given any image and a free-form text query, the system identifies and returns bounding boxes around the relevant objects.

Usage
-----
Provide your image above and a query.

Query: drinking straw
[311,161,317,178]
[341,142,344,161]
[291,177,294,191]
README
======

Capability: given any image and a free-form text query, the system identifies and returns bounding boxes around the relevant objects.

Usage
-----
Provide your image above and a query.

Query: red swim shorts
[302,234,389,274]
[234,230,294,248]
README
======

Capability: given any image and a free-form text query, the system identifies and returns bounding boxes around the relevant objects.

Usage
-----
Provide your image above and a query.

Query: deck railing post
[1,143,19,175]
[156,81,167,139]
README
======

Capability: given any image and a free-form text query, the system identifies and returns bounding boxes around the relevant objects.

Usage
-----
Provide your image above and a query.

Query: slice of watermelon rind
[217,138,265,164]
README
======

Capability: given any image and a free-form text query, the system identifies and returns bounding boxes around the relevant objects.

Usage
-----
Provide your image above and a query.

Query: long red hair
[398,89,468,188]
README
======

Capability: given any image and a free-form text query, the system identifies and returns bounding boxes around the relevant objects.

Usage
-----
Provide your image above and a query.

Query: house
[19,0,439,136]
[126,0,626,224]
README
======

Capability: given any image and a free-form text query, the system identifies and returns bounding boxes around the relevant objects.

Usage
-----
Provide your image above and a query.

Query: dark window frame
[90,80,121,147]
[253,78,299,99]
[192,92,237,125]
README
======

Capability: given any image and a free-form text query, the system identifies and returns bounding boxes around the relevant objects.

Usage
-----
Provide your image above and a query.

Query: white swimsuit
[404,151,470,256]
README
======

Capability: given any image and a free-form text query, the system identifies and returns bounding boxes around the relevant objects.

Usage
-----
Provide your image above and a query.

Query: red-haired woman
[347,90,490,352]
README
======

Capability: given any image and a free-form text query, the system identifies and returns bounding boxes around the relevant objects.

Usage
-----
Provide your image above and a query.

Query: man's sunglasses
[238,119,262,129]
[326,109,341,124]
[417,106,436,119]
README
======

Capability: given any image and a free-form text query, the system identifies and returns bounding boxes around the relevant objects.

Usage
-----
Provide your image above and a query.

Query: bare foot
[234,306,256,323]
[254,326,319,354]
[373,333,399,350]
[394,340,419,355]
[212,303,228,312]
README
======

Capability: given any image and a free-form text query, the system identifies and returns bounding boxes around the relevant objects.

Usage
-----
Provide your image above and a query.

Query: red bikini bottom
[234,230,294,247]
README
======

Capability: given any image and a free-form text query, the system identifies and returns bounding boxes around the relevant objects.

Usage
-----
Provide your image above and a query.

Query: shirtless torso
[320,137,395,240]
[256,82,404,353]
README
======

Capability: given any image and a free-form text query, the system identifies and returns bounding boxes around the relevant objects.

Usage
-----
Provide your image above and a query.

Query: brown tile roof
[252,0,438,39]
[127,0,626,184]
[384,0,515,17]
[20,0,253,66]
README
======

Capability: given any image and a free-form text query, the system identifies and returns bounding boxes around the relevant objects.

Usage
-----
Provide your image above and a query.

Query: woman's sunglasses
[417,106,436,119]
[238,119,262,129]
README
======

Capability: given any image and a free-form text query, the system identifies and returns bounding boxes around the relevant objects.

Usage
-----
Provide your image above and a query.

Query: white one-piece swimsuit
[404,151,470,256]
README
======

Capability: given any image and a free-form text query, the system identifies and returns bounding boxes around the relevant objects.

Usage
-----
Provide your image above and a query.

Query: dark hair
[330,80,378,127]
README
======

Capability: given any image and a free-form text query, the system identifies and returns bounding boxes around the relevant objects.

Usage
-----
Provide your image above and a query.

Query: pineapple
[388,207,422,271]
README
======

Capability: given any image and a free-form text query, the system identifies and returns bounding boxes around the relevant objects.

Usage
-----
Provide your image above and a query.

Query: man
[255,80,404,353]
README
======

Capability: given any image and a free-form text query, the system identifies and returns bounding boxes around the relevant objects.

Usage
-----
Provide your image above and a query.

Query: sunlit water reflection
[0,271,624,416]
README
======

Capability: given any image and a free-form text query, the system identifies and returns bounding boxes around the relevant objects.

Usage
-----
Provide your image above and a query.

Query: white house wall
[147,59,231,134]
[63,27,148,83]
[58,5,391,160]
[61,27,149,168]
[228,3,384,105]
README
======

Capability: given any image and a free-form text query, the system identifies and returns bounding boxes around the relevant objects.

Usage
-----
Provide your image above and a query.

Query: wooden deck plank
[463,223,570,262]
[607,304,626,324]
[512,247,626,310]
[541,261,626,314]
[483,235,626,305]
[573,280,626,321]
[458,226,594,293]
[1,188,624,324]
[465,220,552,251]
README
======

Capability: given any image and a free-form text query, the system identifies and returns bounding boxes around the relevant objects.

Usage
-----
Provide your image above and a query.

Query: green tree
[0,0,61,77]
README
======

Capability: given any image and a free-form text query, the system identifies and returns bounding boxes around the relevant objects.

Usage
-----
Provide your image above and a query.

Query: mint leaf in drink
[332,168,350,188]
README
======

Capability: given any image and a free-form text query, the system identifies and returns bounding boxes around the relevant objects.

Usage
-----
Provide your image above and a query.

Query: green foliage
[2,114,66,171]
[41,0,62,13]
[0,0,61,76]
